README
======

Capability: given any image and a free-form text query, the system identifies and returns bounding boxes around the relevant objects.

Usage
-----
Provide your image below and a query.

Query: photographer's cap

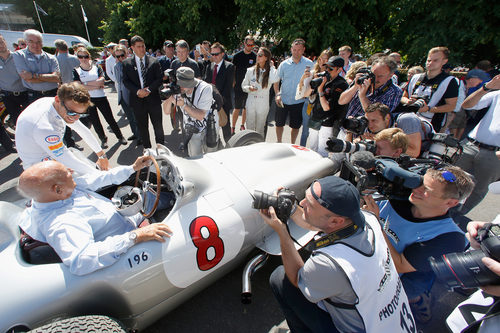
[326,56,345,68]
[466,69,489,82]
[176,67,197,88]
[163,40,174,47]
[311,176,365,227]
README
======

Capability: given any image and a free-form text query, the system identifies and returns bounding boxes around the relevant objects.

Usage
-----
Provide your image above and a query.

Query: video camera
[326,138,376,154]
[342,116,368,135]
[430,223,500,291]
[252,188,296,223]
[356,67,375,85]
[160,69,181,100]
[339,155,426,200]
[310,71,331,90]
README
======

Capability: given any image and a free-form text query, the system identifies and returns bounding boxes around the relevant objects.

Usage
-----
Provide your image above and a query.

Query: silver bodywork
[0,143,334,332]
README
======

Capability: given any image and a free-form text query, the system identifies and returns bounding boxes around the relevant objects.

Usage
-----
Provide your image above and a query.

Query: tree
[102,0,240,51]
[380,0,500,66]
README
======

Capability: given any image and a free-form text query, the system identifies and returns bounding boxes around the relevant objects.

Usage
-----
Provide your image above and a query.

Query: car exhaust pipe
[241,252,269,304]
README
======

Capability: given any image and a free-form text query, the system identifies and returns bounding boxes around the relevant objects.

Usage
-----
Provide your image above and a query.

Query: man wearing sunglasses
[363,166,475,324]
[15,82,109,175]
[261,176,413,332]
[203,42,234,142]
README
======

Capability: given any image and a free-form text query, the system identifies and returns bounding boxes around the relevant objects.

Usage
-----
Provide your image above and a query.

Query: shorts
[234,89,248,109]
[275,103,304,129]
[448,108,468,129]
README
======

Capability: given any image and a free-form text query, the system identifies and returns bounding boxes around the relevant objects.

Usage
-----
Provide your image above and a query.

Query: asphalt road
[0,84,498,333]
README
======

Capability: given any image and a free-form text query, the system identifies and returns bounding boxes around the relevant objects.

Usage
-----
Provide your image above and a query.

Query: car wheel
[226,130,264,148]
[28,315,126,333]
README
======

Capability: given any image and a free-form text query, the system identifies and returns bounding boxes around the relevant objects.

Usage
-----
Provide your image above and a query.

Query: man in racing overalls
[261,176,415,332]
[15,82,109,175]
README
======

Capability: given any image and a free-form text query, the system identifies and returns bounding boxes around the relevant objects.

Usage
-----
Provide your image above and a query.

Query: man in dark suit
[203,42,234,142]
[122,35,164,149]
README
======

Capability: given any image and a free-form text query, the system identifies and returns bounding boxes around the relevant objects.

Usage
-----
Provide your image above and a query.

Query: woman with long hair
[241,47,279,137]
[72,47,126,148]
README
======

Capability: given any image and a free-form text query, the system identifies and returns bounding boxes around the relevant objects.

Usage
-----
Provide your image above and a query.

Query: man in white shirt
[15,82,109,174]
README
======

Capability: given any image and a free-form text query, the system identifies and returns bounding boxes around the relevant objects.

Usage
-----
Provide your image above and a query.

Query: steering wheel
[134,155,161,218]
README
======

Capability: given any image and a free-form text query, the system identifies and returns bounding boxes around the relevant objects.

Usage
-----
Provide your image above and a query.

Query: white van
[0,30,93,51]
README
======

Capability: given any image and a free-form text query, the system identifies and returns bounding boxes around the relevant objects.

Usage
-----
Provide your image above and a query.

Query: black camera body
[253,189,296,223]
[422,133,463,164]
[430,223,500,291]
[342,116,368,135]
[160,69,181,100]
[356,67,376,85]
[310,71,332,90]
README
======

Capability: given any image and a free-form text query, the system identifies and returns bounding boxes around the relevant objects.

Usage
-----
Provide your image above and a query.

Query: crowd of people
[1,28,500,332]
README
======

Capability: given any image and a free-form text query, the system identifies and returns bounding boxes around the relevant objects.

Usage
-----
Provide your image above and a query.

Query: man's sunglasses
[77,54,90,59]
[115,54,126,58]
[438,169,462,199]
[210,52,221,56]
[61,100,88,118]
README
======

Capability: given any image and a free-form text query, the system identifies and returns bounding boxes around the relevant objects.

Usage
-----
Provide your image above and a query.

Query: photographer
[360,102,433,157]
[339,56,403,119]
[262,176,414,332]
[373,128,409,158]
[363,166,475,323]
[400,47,459,132]
[162,67,218,157]
[305,56,348,156]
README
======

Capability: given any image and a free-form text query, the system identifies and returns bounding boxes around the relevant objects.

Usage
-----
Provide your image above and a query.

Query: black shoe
[6,146,17,154]
[118,137,127,145]
[127,135,137,141]
[101,138,108,149]
[69,143,84,151]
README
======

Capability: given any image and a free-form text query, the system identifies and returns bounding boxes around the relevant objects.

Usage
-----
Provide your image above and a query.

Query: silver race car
[0,139,335,332]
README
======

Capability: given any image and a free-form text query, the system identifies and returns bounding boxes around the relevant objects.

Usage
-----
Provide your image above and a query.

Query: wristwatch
[319,92,324,97]
[98,153,108,159]
[482,83,496,92]
[129,231,137,243]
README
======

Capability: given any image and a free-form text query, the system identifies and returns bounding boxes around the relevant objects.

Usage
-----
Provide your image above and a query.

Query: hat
[164,40,174,47]
[176,67,197,88]
[311,176,365,227]
[106,42,117,48]
[466,69,489,82]
[326,56,345,68]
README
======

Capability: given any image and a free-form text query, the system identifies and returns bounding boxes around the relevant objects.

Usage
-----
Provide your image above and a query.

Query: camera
[160,69,181,100]
[394,95,431,114]
[253,188,296,223]
[430,223,500,291]
[310,71,331,90]
[356,67,376,85]
[342,116,368,135]
[421,133,463,164]
[339,157,423,200]
[326,138,377,154]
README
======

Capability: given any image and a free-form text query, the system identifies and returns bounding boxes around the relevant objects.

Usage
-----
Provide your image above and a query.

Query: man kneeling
[18,157,172,275]
[261,176,415,332]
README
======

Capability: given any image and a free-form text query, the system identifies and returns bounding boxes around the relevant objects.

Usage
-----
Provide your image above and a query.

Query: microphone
[351,151,376,170]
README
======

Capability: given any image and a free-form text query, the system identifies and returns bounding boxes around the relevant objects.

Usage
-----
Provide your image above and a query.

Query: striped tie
[140,58,146,86]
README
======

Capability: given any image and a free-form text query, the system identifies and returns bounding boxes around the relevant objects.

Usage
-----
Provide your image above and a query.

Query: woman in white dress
[241,47,279,137]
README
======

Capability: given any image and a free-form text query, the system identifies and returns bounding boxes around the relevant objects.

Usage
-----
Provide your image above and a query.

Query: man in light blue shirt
[55,39,79,84]
[273,39,313,144]
[12,29,60,102]
[18,157,173,276]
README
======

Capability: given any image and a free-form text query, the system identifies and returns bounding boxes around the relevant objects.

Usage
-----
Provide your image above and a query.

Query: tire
[28,315,126,333]
[226,130,264,148]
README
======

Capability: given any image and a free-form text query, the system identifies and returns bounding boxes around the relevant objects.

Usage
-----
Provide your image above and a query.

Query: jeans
[300,102,310,146]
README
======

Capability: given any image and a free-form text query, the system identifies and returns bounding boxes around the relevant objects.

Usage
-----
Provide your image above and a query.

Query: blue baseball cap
[310,176,365,227]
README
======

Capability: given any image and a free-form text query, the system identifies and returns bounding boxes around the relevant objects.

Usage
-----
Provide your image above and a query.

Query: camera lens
[430,250,500,290]
[252,191,278,209]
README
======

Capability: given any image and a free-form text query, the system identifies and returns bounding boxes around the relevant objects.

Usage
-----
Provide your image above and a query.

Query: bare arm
[462,75,500,109]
